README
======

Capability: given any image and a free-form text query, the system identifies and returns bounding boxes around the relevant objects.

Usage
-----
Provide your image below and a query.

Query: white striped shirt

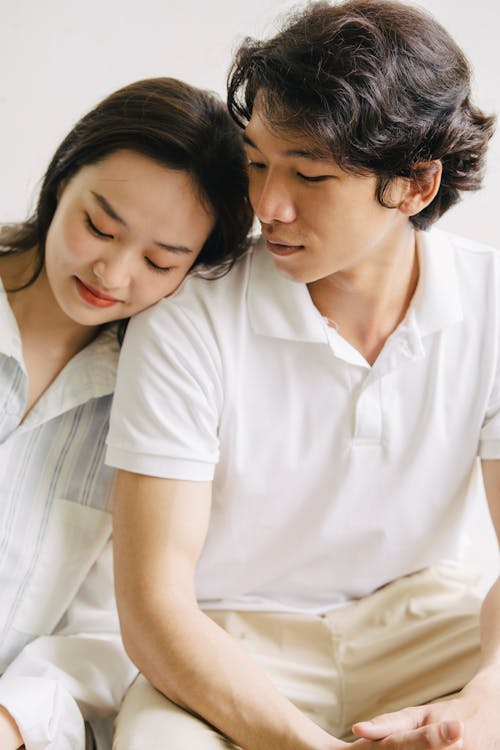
[0,279,137,749]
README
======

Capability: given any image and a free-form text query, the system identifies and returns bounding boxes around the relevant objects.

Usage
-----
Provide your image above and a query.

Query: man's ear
[399,160,442,217]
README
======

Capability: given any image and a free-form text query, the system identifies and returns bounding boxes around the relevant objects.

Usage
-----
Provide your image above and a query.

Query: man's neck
[308,228,419,366]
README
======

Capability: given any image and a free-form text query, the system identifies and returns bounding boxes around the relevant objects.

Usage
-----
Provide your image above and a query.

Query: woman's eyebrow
[154,241,193,255]
[91,190,193,255]
[91,191,127,227]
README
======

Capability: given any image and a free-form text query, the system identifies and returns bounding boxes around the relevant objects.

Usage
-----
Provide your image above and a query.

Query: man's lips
[264,236,304,256]
[75,278,121,308]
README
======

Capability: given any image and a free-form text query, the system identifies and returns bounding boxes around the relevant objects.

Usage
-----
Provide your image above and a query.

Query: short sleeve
[106,296,223,480]
[479,260,500,459]
[479,382,500,459]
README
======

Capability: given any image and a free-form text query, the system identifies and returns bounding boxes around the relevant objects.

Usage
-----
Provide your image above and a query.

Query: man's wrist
[455,663,500,717]
[287,715,344,750]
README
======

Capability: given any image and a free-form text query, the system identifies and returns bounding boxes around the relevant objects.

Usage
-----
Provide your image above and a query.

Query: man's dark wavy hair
[228,0,495,229]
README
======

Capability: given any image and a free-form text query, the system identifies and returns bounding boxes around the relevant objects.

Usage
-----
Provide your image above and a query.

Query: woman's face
[44,149,215,326]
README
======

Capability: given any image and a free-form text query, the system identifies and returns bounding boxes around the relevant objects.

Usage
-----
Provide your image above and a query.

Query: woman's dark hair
[228,0,495,229]
[1,77,253,286]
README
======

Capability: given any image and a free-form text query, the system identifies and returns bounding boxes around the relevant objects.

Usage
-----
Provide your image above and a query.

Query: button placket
[352,375,383,446]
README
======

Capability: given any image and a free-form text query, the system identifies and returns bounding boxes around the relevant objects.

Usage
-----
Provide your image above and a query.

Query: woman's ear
[399,160,443,217]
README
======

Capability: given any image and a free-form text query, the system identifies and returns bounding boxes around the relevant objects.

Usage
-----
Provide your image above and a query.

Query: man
[107,2,499,748]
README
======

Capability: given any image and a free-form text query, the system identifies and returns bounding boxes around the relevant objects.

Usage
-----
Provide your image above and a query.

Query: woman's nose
[92,253,131,290]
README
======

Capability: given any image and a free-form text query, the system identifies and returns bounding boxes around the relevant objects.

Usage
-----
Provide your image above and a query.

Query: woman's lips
[75,278,120,308]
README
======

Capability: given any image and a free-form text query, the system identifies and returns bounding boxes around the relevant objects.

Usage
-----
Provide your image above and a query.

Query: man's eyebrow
[243,134,329,161]
[285,148,329,160]
[91,191,193,255]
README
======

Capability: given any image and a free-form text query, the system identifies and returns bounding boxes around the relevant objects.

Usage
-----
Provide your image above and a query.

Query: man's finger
[353,707,424,739]
[354,720,464,750]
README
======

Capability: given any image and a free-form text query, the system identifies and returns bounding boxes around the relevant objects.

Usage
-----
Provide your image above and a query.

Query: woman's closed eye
[145,257,173,273]
[85,213,114,239]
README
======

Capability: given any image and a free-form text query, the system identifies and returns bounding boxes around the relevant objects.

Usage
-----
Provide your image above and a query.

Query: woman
[0,77,252,750]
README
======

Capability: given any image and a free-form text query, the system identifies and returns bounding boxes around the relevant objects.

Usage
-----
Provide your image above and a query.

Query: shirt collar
[247,229,463,345]
[0,276,119,429]
[23,326,119,429]
[247,237,328,343]
[0,276,24,363]
[411,227,463,336]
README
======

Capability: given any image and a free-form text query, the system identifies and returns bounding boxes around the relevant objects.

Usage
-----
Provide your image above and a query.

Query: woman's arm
[0,540,137,750]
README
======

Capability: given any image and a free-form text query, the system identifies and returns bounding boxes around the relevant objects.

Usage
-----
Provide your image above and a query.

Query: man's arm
[113,469,462,750]
[0,707,23,750]
[353,458,500,749]
[469,459,500,679]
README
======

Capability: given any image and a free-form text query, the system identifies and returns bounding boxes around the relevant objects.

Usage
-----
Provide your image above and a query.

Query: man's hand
[350,719,464,749]
[351,678,499,750]
[0,706,24,750]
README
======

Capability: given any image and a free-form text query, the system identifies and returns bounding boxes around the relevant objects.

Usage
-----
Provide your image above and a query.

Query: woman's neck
[2,250,100,358]
[2,251,102,420]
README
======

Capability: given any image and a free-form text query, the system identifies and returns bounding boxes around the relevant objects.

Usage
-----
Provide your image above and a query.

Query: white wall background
[1,0,499,245]
[1,0,499,582]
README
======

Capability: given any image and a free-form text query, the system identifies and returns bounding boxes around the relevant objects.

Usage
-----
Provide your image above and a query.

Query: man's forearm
[122,593,338,750]
[451,573,500,733]
[479,576,500,665]
[114,473,339,750]
[464,576,500,694]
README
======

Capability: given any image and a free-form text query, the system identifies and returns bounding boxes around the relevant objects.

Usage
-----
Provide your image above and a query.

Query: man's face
[244,104,411,285]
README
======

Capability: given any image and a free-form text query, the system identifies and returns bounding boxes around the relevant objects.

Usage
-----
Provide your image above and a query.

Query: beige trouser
[85,722,96,750]
[114,566,481,749]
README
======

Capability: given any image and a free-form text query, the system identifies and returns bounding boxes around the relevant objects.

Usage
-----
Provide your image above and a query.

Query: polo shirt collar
[411,228,463,336]
[247,237,327,343]
[247,229,463,345]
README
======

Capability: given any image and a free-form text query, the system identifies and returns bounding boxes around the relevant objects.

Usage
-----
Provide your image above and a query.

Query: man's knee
[113,675,237,750]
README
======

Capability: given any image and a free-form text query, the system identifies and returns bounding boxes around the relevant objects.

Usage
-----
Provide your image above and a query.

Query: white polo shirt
[107,229,500,613]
